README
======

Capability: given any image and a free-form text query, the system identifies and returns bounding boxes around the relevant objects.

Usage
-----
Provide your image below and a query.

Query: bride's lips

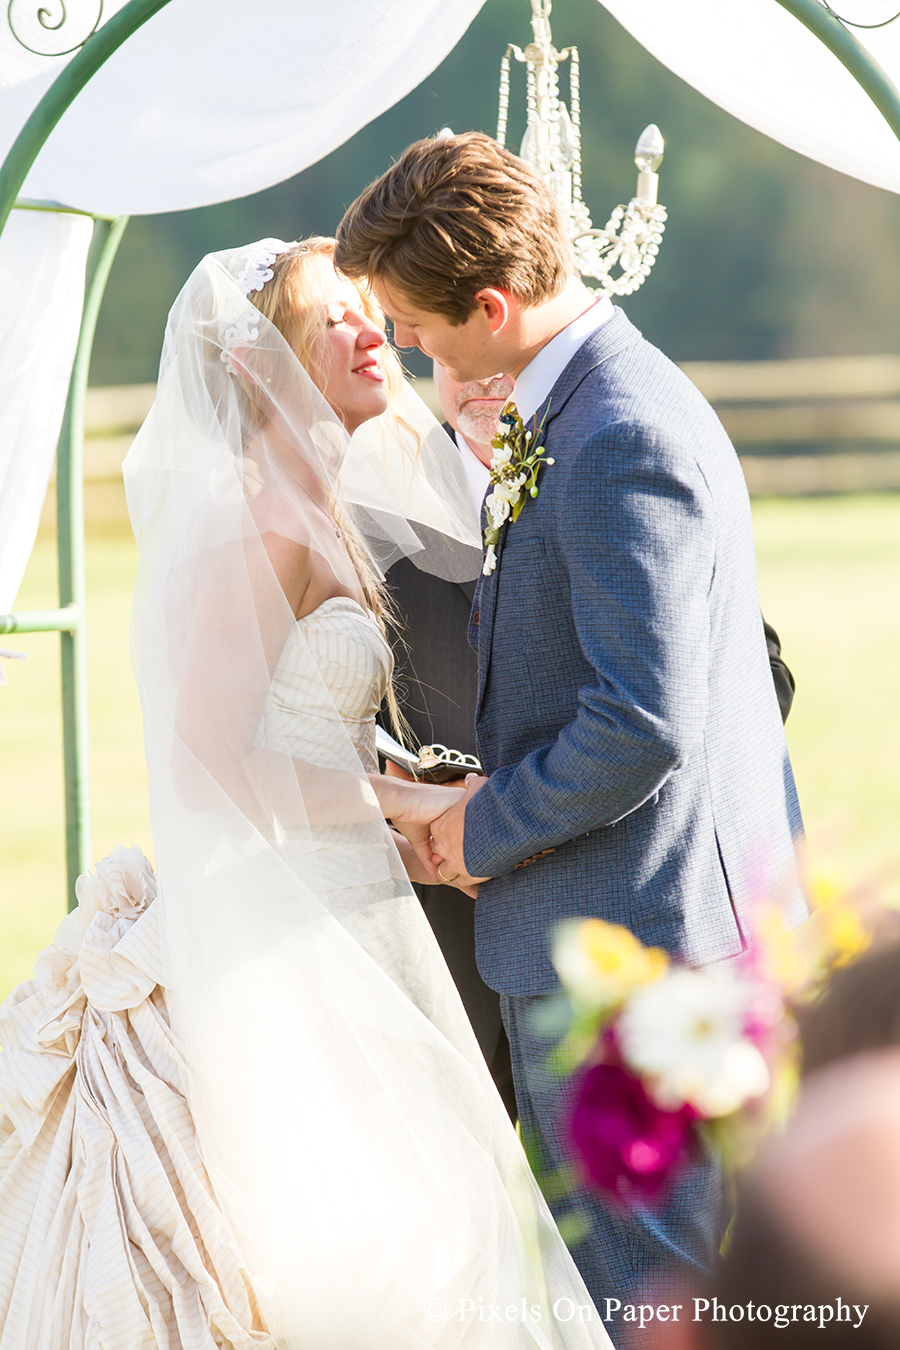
[353,360,385,382]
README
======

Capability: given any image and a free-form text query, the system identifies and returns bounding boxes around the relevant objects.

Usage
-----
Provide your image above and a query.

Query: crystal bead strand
[570,45,583,207]
[524,58,537,165]
[548,55,561,173]
[497,47,513,147]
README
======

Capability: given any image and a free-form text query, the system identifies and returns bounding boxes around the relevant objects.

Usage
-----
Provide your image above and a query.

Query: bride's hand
[389,831,479,899]
[370,774,467,884]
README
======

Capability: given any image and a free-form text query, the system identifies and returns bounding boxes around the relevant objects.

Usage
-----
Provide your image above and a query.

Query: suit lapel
[474,309,643,722]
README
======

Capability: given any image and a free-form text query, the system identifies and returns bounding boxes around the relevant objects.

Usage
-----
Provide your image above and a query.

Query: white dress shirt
[512,295,615,423]
[455,428,491,516]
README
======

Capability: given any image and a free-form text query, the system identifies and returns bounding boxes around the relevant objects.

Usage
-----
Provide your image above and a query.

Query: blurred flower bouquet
[550,889,869,1210]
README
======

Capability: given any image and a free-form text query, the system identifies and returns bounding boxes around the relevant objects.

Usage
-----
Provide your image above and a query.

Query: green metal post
[0,606,78,635]
[775,0,900,143]
[0,0,163,912]
[0,0,173,238]
[56,213,129,908]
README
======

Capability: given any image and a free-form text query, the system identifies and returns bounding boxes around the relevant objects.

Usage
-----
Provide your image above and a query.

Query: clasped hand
[429,773,489,893]
[377,765,489,897]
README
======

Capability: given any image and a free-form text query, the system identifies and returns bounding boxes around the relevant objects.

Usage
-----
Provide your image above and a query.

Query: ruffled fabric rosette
[0,847,275,1350]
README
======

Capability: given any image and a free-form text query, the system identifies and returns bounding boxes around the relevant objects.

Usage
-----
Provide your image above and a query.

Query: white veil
[123,242,611,1349]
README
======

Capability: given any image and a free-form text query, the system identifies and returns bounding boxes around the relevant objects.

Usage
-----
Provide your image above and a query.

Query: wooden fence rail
[52,356,900,518]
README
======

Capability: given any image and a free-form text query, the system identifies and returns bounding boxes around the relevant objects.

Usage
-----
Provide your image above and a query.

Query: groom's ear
[472,288,512,336]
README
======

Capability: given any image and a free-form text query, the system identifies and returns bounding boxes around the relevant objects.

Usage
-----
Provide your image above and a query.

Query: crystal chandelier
[496,0,667,297]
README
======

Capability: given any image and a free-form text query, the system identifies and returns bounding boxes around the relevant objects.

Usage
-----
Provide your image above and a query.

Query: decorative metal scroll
[8,0,103,56]
[824,2,900,27]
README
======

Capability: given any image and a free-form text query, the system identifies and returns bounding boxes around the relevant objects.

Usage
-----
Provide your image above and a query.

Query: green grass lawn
[1,494,899,1004]
[753,495,900,902]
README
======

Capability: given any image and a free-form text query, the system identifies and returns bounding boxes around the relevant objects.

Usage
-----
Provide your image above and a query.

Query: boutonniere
[482,402,554,576]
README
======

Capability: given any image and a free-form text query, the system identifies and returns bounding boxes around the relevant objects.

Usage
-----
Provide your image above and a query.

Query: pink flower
[567,1061,698,1206]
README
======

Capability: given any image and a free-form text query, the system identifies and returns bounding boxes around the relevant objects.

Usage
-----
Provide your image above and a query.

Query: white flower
[490,445,514,470]
[486,493,511,527]
[482,544,498,576]
[75,846,157,924]
[493,474,527,504]
[618,967,771,1118]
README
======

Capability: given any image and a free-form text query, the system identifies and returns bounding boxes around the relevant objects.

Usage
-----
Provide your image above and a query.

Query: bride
[0,238,612,1349]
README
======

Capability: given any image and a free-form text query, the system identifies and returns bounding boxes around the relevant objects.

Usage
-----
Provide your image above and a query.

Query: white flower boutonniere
[482,402,554,576]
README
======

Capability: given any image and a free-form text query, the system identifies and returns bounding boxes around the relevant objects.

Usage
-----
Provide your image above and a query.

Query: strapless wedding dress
[0,599,610,1350]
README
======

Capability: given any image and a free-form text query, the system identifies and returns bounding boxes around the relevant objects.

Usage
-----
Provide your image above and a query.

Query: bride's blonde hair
[249,237,412,745]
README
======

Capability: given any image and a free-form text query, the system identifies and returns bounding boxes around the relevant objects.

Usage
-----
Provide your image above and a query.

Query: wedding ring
[437,865,459,884]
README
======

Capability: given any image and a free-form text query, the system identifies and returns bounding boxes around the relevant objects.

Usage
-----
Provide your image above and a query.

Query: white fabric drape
[599,0,900,196]
[0,0,485,612]
[0,209,92,612]
[1,0,485,216]
[8,1,900,213]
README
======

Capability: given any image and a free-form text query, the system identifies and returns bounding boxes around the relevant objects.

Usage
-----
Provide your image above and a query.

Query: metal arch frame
[775,0,900,141]
[0,0,171,907]
[0,0,173,235]
[0,205,129,907]
[0,0,899,911]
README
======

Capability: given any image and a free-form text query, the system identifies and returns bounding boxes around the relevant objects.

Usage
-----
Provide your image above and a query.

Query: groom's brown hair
[334,132,573,325]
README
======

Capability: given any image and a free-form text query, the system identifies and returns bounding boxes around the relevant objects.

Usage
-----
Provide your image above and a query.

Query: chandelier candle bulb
[634,124,665,173]
[634,124,664,206]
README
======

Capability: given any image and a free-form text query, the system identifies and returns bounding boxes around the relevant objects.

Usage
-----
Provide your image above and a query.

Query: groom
[336,133,807,1324]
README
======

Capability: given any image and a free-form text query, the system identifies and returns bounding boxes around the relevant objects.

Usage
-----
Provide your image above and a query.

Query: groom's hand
[431,774,491,888]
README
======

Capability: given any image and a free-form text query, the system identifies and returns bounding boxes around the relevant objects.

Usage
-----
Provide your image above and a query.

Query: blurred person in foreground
[384,361,518,1116]
[700,1048,900,1349]
[798,929,900,1075]
[337,131,807,1328]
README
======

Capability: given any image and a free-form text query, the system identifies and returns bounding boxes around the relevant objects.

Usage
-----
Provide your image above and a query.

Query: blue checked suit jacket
[463,310,807,995]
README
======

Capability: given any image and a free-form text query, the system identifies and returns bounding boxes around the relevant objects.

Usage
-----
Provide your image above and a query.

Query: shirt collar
[512,295,615,424]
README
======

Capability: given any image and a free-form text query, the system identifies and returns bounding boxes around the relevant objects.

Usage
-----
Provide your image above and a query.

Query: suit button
[473,610,480,625]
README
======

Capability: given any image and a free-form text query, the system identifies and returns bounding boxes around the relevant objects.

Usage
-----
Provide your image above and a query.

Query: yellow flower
[752,902,811,996]
[750,874,872,1001]
[809,874,870,969]
[553,918,668,1013]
